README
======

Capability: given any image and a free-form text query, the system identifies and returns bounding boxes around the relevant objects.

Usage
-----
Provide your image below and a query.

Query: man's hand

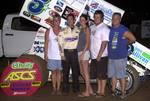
[60,53,66,60]
[44,55,48,62]
[96,56,101,62]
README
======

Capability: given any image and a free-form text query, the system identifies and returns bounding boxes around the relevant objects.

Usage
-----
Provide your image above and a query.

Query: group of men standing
[44,9,136,99]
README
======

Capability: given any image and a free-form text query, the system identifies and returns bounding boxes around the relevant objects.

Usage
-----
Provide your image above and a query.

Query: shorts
[96,57,108,80]
[78,51,90,60]
[90,59,97,79]
[108,58,127,79]
[47,59,62,71]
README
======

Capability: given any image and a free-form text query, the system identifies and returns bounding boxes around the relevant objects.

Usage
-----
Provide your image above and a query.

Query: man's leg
[120,77,126,96]
[97,79,101,93]
[116,58,127,99]
[101,79,107,95]
[108,59,116,95]
[112,77,117,93]
[62,59,70,93]
[70,50,80,93]
[96,57,108,96]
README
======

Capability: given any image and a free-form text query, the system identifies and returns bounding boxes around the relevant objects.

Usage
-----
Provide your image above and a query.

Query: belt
[64,49,77,52]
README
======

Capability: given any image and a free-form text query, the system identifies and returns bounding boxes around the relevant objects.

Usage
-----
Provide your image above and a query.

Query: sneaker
[111,90,115,96]
[111,93,116,97]
[120,94,127,99]
[111,91,118,97]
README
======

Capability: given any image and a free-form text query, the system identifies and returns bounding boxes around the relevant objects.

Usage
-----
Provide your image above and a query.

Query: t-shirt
[108,24,128,59]
[90,23,110,59]
[58,26,80,49]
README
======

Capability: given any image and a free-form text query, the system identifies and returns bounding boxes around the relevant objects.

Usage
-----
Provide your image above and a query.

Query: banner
[19,0,125,28]
[0,58,42,96]
[129,42,150,70]
[29,27,46,59]
[87,0,125,26]
[19,0,88,28]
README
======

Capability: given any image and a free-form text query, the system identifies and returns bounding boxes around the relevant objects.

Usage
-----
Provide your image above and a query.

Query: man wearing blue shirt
[108,12,136,99]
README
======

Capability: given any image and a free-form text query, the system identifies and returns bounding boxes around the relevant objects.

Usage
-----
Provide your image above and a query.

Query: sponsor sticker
[0,58,42,96]
[54,5,63,12]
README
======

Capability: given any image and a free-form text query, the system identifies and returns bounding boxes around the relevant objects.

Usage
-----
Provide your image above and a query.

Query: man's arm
[96,26,109,61]
[124,31,136,44]
[58,31,66,60]
[96,41,108,61]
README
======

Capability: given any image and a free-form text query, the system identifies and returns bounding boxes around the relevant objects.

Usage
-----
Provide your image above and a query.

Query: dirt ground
[0,78,150,101]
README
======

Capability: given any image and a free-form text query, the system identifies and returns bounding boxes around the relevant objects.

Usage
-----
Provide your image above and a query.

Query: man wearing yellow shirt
[58,13,80,94]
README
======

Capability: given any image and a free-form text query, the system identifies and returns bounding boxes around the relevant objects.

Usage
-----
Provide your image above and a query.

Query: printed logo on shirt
[112,32,119,49]
[65,36,78,42]
[54,37,58,42]
[91,29,96,36]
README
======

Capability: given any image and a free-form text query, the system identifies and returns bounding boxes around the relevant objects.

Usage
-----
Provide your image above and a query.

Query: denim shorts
[108,58,127,79]
[47,59,62,71]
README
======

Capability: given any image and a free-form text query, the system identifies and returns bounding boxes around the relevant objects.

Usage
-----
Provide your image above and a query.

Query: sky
[106,0,149,12]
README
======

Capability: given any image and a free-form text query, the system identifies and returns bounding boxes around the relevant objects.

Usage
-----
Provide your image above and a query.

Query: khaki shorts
[78,51,90,60]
